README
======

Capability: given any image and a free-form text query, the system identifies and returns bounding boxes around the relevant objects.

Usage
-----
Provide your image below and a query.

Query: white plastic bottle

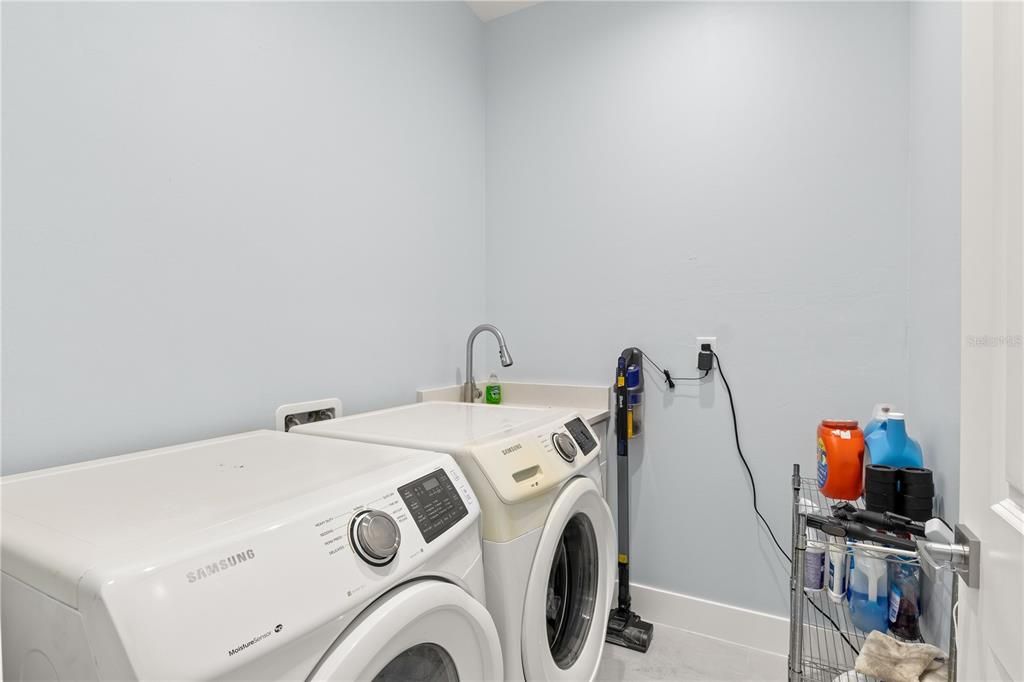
[827,542,848,603]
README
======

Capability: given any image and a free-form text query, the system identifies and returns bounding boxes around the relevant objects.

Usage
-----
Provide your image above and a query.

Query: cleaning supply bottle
[849,549,889,633]
[827,541,848,603]
[865,413,923,468]
[864,403,894,438]
[817,420,865,500]
[804,541,826,592]
[846,541,855,603]
[485,373,502,405]
[800,497,827,593]
[888,561,922,641]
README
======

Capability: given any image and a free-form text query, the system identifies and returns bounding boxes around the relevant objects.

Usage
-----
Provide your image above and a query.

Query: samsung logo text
[186,549,255,583]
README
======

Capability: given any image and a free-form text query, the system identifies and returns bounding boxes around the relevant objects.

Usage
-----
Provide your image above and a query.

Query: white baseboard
[629,583,789,657]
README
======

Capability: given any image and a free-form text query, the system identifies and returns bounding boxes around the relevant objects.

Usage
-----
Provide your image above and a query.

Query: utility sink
[417,381,613,501]
[415,381,610,425]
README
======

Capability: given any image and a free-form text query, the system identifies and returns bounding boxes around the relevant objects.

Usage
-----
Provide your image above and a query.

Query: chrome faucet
[463,324,513,403]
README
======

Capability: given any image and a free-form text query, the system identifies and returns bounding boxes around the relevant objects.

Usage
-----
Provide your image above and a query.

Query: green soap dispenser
[485,373,502,404]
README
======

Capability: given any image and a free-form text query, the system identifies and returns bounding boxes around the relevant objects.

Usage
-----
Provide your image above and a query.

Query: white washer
[294,402,615,682]
[1,430,502,681]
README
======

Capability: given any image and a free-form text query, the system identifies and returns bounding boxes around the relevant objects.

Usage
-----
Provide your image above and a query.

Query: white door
[958,3,1024,680]
[521,476,615,682]
[309,580,503,682]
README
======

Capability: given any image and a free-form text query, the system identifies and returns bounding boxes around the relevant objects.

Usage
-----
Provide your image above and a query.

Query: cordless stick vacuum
[605,348,654,653]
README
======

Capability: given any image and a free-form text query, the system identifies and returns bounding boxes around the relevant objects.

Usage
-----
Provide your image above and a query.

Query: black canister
[864,465,900,513]
[898,467,934,521]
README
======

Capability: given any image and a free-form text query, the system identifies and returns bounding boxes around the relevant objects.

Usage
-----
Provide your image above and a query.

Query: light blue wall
[907,1,961,524]
[485,1,913,616]
[907,1,961,649]
[1,2,486,474]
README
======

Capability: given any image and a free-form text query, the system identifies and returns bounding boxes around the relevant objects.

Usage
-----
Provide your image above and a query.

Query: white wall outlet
[275,398,343,431]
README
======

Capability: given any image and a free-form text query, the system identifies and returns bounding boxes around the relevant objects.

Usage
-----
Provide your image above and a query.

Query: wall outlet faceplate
[696,337,716,369]
[275,398,343,432]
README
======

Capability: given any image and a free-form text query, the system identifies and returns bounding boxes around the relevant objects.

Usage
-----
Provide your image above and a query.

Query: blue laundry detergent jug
[865,413,923,469]
[863,403,894,438]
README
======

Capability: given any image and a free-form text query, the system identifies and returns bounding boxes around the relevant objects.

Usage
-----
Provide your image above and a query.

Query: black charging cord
[712,351,790,559]
[712,350,859,656]
[634,346,861,654]
[640,351,709,389]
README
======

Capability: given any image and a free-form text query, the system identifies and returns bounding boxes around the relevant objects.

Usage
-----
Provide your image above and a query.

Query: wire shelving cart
[786,464,976,682]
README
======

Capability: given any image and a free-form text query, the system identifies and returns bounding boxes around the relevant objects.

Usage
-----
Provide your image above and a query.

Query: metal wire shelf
[787,466,958,682]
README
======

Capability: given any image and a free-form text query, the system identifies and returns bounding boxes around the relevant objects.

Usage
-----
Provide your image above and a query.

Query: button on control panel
[397,469,468,544]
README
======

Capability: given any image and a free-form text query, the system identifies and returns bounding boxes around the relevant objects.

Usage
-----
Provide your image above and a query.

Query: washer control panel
[468,411,602,504]
[397,468,469,543]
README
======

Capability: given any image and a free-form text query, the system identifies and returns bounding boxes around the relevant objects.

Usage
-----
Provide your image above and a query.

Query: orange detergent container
[817,420,865,500]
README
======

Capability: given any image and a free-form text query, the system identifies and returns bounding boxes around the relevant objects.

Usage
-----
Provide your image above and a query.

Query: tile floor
[597,623,788,681]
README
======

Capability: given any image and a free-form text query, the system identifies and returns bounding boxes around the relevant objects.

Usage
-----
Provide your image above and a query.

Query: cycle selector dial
[350,510,401,566]
[552,432,578,462]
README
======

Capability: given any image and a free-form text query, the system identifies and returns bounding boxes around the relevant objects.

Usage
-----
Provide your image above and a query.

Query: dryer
[294,402,615,682]
[1,430,502,681]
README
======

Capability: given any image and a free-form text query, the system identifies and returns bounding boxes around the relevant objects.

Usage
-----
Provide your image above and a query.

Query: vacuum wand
[614,359,631,611]
[804,513,918,551]
[830,502,926,538]
[605,349,654,653]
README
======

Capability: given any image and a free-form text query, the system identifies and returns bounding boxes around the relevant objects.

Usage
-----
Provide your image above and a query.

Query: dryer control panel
[398,469,469,543]
[468,411,602,504]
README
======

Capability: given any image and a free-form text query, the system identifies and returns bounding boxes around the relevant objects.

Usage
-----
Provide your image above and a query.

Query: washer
[1,430,502,681]
[294,402,615,682]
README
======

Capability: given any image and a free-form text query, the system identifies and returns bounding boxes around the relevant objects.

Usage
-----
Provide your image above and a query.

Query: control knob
[350,510,401,566]
[552,432,578,462]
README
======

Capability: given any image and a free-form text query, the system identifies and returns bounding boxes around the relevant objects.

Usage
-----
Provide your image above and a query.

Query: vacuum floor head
[606,607,654,653]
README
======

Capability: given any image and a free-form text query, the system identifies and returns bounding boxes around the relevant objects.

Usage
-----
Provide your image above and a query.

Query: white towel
[854,630,947,682]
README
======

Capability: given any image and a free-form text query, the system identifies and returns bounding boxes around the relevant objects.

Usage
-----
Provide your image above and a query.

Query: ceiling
[466,1,542,23]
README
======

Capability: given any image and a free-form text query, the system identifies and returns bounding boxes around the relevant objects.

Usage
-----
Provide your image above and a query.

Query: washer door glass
[546,512,598,669]
[521,476,615,682]
[372,643,459,682]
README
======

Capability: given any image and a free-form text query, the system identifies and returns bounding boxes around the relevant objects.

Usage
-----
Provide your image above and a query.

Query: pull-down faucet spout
[463,324,513,403]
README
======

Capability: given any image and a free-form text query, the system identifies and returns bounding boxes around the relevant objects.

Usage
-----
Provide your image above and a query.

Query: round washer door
[521,476,616,682]
[310,580,503,682]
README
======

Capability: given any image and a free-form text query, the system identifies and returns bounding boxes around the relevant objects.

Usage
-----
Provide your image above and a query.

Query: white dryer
[294,402,615,682]
[1,430,502,681]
